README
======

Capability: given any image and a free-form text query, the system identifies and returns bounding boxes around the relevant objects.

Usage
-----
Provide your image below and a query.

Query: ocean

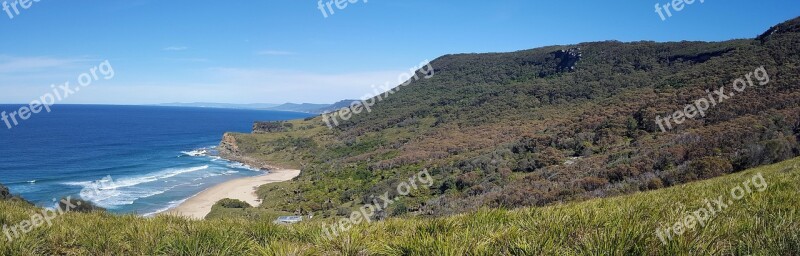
[0,105,313,215]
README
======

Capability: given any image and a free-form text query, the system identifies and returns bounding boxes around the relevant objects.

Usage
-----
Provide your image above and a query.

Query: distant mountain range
[158,102,281,109]
[158,100,360,114]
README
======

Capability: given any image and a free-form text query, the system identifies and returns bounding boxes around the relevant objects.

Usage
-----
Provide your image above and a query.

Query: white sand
[163,169,300,220]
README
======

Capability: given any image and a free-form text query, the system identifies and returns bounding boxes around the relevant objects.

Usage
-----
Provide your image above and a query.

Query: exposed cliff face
[218,133,283,171]
[219,133,241,156]
[551,47,582,72]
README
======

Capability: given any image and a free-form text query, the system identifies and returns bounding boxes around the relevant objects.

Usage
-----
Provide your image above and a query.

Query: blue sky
[0,0,797,104]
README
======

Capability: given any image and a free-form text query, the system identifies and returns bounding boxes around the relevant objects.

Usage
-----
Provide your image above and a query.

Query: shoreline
[162,168,300,220]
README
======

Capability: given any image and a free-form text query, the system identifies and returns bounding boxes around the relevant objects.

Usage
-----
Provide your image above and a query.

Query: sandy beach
[163,169,300,219]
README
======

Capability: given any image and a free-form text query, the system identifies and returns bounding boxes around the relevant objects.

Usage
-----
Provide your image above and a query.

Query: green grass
[1,157,798,255]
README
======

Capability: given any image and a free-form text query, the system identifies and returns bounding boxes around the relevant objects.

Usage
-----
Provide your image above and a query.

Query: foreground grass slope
[1,157,797,255]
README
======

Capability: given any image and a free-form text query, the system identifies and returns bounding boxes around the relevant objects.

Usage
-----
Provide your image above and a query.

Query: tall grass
[1,158,798,255]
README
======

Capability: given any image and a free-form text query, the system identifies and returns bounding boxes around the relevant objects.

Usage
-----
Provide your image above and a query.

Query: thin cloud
[256,50,295,56]
[163,46,188,51]
[164,57,209,63]
[0,56,94,73]
[204,67,410,103]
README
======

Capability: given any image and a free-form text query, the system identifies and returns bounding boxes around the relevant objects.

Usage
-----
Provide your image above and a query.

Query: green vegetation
[57,197,106,213]
[0,157,798,255]
[224,17,800,218]
[2,16,799,256]
[204,199,297,221]
[215,198,253,209]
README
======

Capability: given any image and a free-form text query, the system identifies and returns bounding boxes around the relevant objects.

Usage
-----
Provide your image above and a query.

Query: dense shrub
[253,121,287,133]
[59,197,105,213]
[214,198,252,209]
[0,184,10,200]
[577,177,609,191]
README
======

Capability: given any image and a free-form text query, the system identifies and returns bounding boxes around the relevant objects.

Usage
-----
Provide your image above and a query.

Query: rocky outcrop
[551,48,582,72]
[219,133,241,156]
[0,184,33,205]
[218,133,283,171]
[0,184,11,200]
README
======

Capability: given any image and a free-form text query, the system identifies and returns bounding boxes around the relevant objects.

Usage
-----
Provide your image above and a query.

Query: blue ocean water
[0,105,313,215]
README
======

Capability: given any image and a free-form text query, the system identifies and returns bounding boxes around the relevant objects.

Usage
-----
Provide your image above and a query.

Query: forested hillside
[223,17,800,219]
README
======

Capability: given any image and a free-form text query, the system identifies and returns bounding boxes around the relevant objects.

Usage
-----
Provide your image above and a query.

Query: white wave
[188,169,239,182]
[82,183,187,208]
[63,165,209,191]
[95,166,208,190]
[64,165,210,208]
[139,177,216,217]
[142,198,188,217]
[226,162,261,172]
[181,149,210,157]
[180,146,219,157]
